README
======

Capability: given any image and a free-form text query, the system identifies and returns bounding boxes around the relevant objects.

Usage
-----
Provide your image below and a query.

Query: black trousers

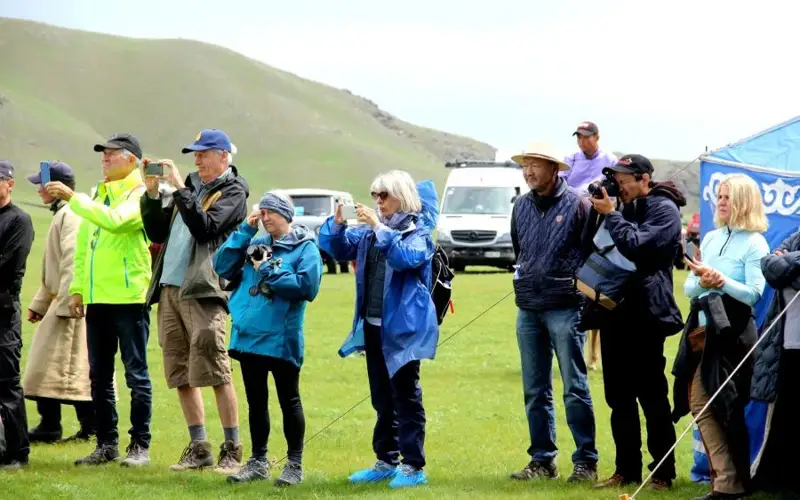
[364,322,426,469]
[752,349,800,495]
[34,398,96,433]
[599,318,677,481]
[86,304,152,448]
[0,302,27,464]
[238,354,305,463]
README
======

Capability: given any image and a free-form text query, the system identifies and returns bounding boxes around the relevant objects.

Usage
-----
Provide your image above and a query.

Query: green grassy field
[0,210,773,500]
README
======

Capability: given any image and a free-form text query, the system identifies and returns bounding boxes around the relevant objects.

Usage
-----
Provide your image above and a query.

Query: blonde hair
[370,170,422,214]
[714,173,769,232]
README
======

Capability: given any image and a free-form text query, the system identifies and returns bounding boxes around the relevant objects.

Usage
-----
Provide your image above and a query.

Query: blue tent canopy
[692,115,800,482]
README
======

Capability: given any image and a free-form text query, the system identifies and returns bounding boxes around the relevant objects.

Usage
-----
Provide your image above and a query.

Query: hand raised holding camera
[589,187,614,215]
[356,203,379,228]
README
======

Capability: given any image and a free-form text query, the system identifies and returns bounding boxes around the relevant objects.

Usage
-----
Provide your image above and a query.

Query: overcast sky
[3,0,799,161]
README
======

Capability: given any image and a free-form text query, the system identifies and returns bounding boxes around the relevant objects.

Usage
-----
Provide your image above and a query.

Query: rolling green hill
[0,17,495,203]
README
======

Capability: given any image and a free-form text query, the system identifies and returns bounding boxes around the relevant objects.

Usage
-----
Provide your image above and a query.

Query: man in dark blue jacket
[508,142,598,483]
[586,154,684,491]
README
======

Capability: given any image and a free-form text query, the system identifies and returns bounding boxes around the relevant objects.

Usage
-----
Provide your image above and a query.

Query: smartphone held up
[340,204,358,221]
[39,161,51,186]
[145,160,164,177]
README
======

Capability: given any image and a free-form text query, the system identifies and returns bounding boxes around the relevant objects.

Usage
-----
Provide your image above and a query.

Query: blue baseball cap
[0,160,13,179]
[27,160,74,185]
[181,129,232,154]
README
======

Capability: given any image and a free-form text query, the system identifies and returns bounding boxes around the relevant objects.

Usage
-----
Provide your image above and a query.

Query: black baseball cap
[0,160,13,180]
[27,160,74,185]
[93,133,143,159]
[572,121,599,137]
[604,154,654,175]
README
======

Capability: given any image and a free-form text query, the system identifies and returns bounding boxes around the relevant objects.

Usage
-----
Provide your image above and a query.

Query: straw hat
[511,141,571,171]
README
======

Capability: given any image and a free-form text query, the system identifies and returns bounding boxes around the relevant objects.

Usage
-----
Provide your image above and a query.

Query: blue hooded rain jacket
[318,180,440,378]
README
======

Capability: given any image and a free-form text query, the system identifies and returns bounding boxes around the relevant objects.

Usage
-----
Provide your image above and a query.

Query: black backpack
[430,244,455,324]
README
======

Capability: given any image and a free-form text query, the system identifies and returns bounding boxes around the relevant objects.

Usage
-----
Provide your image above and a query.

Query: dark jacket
[0,203,34,304]
[672,293,755,492]
[751,230,800,403]
[583,181,686,335]
[140,166,249,307]
[510,179,590,311]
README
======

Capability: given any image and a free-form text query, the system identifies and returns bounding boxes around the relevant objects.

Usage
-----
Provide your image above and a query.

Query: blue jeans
[86,304,152,448]
[516,307,598,465]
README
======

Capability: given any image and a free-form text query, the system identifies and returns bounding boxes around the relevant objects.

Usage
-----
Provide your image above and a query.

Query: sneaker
[28,424,62,443]
[227,457,269,484]
[169,440,214,472]
[388,464,428,489]
[348,460,398,484]
[61,429,94,443]
[75,444,120,466]
[594,473,640,489]
[0,460,26,470]
[121,442,150,467]
[510,460,559,480]
[568,463,598,483]
[275,461,303,487]
[213,440,243,475]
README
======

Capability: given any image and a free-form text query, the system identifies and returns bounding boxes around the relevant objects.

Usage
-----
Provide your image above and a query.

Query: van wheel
[453,263,466,272]
[339,262,350,273]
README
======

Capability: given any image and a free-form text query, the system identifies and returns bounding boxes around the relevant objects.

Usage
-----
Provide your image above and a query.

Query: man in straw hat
[507,142,598,483]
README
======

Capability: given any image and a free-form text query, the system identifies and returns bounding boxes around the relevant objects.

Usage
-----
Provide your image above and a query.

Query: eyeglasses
[371,191,389,201]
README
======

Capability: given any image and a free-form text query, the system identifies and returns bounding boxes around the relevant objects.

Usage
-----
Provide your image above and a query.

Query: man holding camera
[0,160,35,470]
[508,142,598,483]
[140,129,249,474]
[46,134,154,467]
[585,154,684,490]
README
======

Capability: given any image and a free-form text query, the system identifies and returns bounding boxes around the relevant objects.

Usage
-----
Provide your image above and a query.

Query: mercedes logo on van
[469,231,478,241]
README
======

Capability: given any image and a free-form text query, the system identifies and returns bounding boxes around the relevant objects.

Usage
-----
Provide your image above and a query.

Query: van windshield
[289,195,332,217]
[441,187,516,215]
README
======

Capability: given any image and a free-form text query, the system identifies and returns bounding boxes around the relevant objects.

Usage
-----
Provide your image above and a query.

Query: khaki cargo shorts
[157,286,232,389]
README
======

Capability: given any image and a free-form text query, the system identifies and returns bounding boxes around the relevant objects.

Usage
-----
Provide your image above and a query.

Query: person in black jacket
[0,160,35,469]
[750,229,800,496]
[140,130,249,474]
[585,154,684,491]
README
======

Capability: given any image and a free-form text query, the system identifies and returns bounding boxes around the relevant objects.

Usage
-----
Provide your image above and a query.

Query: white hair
[213,144,236,166]
[121,149,142,168]
[370,170,422,214]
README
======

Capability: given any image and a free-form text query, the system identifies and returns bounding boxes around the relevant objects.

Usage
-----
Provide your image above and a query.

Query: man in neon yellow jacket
[46,133,153,469]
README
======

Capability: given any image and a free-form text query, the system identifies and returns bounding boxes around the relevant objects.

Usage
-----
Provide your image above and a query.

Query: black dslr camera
[587,172,620,199]
[246,244,273,262]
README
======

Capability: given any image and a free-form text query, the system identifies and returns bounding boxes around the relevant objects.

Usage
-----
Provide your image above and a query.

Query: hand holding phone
[340,204,358,221]
[39,161,51,186]
[144,161,164,177]
[684,241,699,262]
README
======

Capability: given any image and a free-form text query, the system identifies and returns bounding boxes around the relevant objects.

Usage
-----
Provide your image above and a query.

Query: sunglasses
[370,191,389,201]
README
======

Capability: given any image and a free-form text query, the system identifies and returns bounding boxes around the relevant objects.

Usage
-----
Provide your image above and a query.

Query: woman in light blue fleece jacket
[674,174,769,500]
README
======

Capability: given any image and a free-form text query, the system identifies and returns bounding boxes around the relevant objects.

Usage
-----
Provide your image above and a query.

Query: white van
[253,188,355,274]
[436,160,528,272]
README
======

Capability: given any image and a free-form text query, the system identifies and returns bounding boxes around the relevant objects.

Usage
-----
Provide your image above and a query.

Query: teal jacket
[213,221,322,367]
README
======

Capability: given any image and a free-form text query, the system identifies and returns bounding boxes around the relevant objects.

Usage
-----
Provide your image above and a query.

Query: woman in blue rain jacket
[213,190,322,487]
[318,170,439,489]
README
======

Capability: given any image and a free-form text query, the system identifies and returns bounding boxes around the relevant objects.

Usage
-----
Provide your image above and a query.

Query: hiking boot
[510,460,559,480]
[650,478,673,490]
[388,464,428,488]
[348,460,398,483]
[169,440,214,472]
[61,429,94,443]
[121,442,150,467]
[75,444,120,466]
[213,440,243,475]
[593,473,640,489]
[275,461,303,487]
[227,457,269,484]
[567,463,598,482]
[28,424,62,443]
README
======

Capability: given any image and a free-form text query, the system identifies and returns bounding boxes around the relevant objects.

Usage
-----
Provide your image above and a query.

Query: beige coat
[22,202,91,402]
